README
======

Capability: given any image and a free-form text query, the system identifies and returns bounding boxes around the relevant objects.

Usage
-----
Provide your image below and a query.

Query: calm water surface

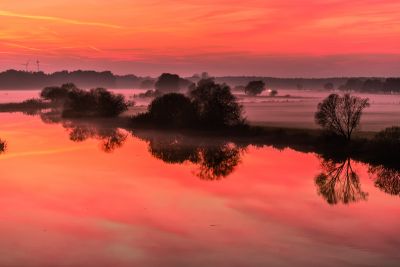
[0,113,399,267]
[1,89,400,131]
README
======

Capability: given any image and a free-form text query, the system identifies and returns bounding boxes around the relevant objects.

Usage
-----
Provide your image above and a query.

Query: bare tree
[315,94,369,140]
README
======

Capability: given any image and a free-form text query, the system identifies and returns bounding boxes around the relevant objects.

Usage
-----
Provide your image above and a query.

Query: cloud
[0,10,123,29]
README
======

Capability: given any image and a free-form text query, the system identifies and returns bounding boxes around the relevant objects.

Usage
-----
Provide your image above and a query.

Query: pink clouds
[0,0,399,75]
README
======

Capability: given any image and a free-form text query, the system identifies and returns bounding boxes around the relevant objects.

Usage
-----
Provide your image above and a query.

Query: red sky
[1,0,400,77]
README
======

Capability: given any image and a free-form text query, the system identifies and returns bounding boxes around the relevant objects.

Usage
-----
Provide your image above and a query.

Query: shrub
[132,79,245,129]
[244,80,265,96]
[62,87,129,117]
[190,79,245,128]
[146,93,196,128]
[40,83,77,102]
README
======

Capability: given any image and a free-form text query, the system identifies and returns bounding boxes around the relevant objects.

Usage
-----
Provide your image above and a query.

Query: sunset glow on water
[1,113,399,266]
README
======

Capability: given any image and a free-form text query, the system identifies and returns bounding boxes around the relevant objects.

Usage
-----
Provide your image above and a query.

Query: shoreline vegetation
[0,78,399,172]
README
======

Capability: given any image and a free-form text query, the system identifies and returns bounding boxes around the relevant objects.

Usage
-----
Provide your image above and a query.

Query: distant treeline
[0,70,146,89]
[210,76,400,92]
[1,69,400,92]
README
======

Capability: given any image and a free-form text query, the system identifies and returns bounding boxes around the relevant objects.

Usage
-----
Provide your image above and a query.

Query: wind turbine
[22,60,30,72]
[36,59,40,72]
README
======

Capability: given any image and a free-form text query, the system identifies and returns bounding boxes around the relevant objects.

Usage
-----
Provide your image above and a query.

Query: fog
[2,88,398,132]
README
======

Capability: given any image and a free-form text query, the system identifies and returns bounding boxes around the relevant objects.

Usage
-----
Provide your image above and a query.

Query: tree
[62,87,129,117]
[40,83,77,102]
[155,73,181,93]
[244,80,265,96]
[146,93,197,128]
[315,94,369,140]
[190,79,245,128]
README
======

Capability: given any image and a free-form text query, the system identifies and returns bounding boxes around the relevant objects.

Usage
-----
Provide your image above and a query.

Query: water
[1,89,399,131]
[0,112,399,266]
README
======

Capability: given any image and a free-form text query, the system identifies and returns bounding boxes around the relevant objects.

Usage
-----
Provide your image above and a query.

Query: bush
[40,83,77,102]
[155,73,181,93]
[132,79,245,130]
[146,93,197,128]
[244,80,265,96]
[190,79,245,128]
[62,87,129,117]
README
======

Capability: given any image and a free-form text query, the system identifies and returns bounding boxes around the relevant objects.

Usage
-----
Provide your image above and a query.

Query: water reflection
[369,166,400,196]
[133,131,245,180]
[65,123,128,153]
[0,139,6,154]
[315,158,368,205]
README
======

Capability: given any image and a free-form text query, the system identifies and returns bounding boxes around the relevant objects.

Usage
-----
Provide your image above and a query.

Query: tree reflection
[0,139,6,154]
[64,123,127,153]
[196,144,242,180]
[315,158,368,205]
[369,166,400,196]
[134,131,244,180]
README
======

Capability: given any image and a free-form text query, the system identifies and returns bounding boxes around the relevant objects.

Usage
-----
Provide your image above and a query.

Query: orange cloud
[0,0,399,76]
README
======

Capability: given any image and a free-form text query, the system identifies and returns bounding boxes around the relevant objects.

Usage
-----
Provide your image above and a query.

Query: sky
[1,0,400,77]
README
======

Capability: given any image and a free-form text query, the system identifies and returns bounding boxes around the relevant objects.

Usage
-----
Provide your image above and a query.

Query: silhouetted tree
[369,166,400,196]
[155,73,181,93]
[315,158,368,205]
[146,93,197,128]
[62,87,129,117]
[244,80,266,96]
[40,83,77,102]
[315,94,369,140]
[190,79,245,128]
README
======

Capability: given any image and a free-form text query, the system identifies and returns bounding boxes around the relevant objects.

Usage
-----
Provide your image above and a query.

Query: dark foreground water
[0,113,399,267]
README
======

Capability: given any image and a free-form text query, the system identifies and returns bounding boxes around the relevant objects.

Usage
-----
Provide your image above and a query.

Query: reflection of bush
[369,166,400,196]
[315,158,368,205]
[0,139,6,154]
[135,131,244,181]
[63,122,127,153]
